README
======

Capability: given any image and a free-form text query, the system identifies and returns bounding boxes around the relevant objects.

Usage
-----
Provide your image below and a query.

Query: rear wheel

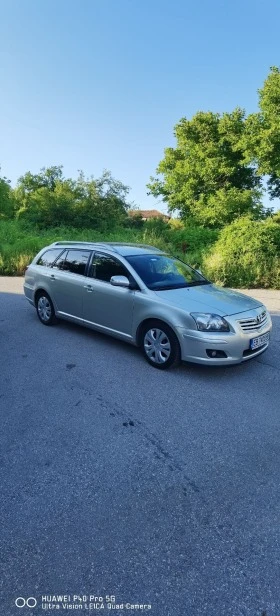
[36,292,57,326]
[141,320,181,369]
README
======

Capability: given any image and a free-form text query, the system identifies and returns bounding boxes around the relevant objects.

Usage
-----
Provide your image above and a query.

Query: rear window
[63,250,91,276]
[37,249,64,267]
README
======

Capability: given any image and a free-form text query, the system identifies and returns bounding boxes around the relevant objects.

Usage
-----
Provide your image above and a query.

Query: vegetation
[13,167,130,229]
[243,66,280,200]
[1,67,280,286]
[147,108,266,227]
[0,219,213,275]
[203,217,280,288]
[148,66,280,227]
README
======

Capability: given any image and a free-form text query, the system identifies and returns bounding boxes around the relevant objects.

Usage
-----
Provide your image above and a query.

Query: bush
[123,212,145,229]
[143,217,170,236]
[203,216,280,288]
[2,217,280,288]
[168,218,185,230]
[0,220,145,274]
[168,224,218,253]
[0,219,217,275]
[14,168,130,231]
[272,210,280,224]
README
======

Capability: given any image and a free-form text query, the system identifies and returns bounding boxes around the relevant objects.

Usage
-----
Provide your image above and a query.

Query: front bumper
[175,312,272,366]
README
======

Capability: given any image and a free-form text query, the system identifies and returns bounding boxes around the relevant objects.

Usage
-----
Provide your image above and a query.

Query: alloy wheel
[143,327,171,365]
[37,295,52,323]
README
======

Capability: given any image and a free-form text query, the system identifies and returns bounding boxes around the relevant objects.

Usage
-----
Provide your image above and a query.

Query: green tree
[70,169,131,229]
[14,166,64,213]
[15,167,76,225]
[15,166,131,229]
[147,108,266,227]
[244,66,280,199]
[0,169,15,219]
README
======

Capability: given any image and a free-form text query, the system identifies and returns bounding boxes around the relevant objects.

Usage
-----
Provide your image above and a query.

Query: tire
[140,320,181,370]
[36,291,57,326]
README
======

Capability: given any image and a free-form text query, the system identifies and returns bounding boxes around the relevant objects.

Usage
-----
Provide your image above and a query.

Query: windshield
[126,254,210,290]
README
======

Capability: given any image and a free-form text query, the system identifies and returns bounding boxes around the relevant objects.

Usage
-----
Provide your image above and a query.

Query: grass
[0,220,208,275]
[1,218,279,288]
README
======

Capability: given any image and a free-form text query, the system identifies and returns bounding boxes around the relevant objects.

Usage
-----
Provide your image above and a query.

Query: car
[24,241,272,369]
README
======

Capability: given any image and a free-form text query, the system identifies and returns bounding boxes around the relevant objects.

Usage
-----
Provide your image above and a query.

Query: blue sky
[1,0,280,212]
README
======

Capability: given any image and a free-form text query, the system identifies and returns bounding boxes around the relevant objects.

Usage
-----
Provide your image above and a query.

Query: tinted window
[126,254,209,290]
[62,250,91,275]
[90,253,128,282]
[52,250,68,270]
[37,249,64,267]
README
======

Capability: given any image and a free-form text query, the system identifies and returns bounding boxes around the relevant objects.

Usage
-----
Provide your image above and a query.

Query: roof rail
[109,242,161,251]
[52,241,96,246]
[51,241,118,251]
[50,241,162,253]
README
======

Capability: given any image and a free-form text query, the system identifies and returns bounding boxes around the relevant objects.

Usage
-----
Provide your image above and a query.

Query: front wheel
[36,292,57,326]
[141,320,181,369]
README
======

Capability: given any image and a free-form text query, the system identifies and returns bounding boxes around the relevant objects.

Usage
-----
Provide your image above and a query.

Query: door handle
[84,284,93,292]
[50,274,56,280]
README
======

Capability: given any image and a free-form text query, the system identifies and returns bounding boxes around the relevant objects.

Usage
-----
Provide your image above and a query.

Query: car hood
[154,284,263,316]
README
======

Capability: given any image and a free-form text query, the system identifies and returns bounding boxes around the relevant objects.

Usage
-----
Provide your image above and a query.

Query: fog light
[206,349,227,359]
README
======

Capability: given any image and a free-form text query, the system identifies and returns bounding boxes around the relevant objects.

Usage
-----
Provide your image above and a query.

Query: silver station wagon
[24,241,272,369]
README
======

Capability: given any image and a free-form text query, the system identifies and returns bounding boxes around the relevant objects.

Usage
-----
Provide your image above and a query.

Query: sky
[0,0,280,213]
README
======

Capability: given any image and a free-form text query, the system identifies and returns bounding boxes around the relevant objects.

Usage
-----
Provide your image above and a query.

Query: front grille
[238,310,268,332]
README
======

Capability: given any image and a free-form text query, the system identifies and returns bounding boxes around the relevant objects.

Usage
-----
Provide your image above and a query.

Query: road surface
[1,278,280,615]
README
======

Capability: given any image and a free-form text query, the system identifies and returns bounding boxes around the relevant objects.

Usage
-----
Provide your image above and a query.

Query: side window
[62,249,91,276]
[37,248,64,267]
[52,250,68,270]
[90,253,129,282]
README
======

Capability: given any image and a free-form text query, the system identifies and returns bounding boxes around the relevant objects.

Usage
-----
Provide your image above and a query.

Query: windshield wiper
[188,280,210,286]
[153,283,188,291]
[154,280,210,291]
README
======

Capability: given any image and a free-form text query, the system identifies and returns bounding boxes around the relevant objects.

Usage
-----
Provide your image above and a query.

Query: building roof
[128,209,170,219]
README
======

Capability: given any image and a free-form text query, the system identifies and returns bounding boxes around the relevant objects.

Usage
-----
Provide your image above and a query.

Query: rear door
[28,247,65,302]
[83,252,135,337]
[49,249,92,320]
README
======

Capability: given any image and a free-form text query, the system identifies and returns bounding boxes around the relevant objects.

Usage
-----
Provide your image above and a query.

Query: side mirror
[110,275,130,288]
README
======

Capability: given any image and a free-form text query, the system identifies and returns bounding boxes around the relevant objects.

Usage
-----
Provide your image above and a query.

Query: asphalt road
[1,278,280,616]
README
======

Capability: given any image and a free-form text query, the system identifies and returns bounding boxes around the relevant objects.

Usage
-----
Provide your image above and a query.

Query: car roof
[50,241,163,257]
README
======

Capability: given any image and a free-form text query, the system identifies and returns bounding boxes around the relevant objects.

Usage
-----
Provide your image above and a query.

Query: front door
[83,252,135,337]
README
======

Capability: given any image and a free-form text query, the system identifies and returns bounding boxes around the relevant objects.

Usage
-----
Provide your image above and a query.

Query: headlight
[190,313,230,332]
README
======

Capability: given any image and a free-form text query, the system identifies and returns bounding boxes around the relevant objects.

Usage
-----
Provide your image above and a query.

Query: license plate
[250,332,270,350]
